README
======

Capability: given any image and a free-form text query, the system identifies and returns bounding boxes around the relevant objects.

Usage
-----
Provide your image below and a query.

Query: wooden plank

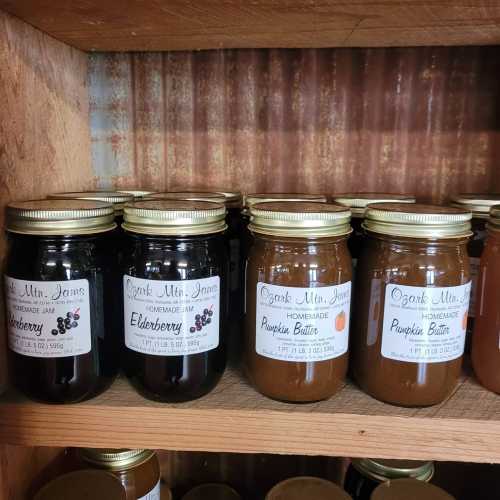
[0,11,94,393]
[0,370,500,464]
[89,47,500,202]
[1,1,500,51]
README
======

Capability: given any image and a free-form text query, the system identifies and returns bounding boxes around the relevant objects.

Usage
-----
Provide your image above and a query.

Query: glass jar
[181,484,242,500]
[344,459,434,500]
[34,470,126,500]
[371,478,455,500]
[331,193,416,267]
[122,200,228,402]
[351,203,472,407]
[451,194,500,343]
[245,201,352,402]
[265,477,351,500]
[78,448,161,500]
[472,205,500,393]
[4,200,118,403]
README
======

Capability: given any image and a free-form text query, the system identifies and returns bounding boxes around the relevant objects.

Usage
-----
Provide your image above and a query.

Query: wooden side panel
[1,1,500,51]
[0,11,93,391]
[89,47,500,201]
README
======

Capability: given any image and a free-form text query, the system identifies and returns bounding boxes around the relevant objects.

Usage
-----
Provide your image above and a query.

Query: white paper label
[469,257,480,318]
[255,281,351,362]
[381,283,471,363]
[124,275,220,356]
[5,277,91,358]
[138,480,161,500]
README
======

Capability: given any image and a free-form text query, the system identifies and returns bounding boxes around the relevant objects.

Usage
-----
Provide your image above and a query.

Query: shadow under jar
[245,201,352,403]
[471,205,500,394]
[4,200,119,403]
[351,203,472,407]
[121,200,229,402]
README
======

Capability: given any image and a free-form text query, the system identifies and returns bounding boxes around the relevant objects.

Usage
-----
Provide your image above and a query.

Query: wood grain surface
[0,369,500,464]
[88,47,500,201]
[0,11,93,392]
[1,1,500,51]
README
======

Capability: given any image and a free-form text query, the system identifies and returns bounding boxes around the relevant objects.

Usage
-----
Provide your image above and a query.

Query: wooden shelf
[1,1,500,51]
[0,367,499,463]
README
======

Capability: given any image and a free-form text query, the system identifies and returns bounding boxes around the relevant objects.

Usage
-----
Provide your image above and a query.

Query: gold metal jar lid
[245,192,328,208]
[371,478,455,500]
[48,191,134,214]
[265,476,351,500]
[78,448,156,471]
[6,200,116,235]
[116,189,155,198]
[364,203,472,239]
[169,188,243,208]
[351,458,434,483]
[123,200,227,236]
[331,193,416,217]
[488,204,500,230]
[451,193,500,218]
[146,191,227,204]
[249,201,351,238]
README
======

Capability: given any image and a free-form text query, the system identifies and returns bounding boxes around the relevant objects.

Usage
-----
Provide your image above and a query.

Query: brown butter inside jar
[471,205,500,394]
[371,478,455,500]
[245,201,352,403]
[265,476,351,500]
[451,194,500,340]
[78,448,162,500]
[351,203,472,407]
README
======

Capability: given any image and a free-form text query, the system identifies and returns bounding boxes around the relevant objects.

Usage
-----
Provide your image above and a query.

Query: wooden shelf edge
[0,403,498,463]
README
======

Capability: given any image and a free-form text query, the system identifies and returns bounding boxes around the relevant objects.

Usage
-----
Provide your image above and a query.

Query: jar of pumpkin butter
[245,201,352,402]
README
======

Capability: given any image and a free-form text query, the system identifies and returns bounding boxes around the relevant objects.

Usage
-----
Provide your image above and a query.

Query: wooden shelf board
[0,368,499,463]
[1,1,500,51]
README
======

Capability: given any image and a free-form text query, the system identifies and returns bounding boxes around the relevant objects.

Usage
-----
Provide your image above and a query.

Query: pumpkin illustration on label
[462,310,468,330]
[335,311,346,332]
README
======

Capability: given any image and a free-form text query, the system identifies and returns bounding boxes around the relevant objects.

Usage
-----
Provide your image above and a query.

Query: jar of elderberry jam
[4,200,118,403]
[48,191,134,224]
[122,200,229,402]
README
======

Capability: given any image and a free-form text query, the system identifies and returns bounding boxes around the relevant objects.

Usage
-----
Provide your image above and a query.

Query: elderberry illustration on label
[123,275,220,356]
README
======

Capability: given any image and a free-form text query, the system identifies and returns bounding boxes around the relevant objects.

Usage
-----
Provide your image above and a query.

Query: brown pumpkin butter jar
[245,201,352,403]
[451,194,500,340]
[78,448,161,500]
[351,203,472,407]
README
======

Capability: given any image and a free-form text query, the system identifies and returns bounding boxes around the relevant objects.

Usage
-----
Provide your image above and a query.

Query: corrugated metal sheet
[89,47,500,202]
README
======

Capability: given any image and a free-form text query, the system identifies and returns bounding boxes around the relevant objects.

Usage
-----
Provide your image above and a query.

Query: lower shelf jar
[266,477,351,500]
[78,448,162,500]
[181,483,242,500]
[121,200,229,402]
[371,478,455,500]
[245,201,352,403]
[351,203,472,407]
[344,458,434,500]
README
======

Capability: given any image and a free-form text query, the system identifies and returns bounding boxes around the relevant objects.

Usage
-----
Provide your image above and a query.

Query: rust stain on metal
[89,47,500,202]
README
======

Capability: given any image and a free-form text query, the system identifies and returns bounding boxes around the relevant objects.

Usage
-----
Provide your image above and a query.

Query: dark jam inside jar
[4,200,118,404]
[121,200,229,402]
[351,203,472,407]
